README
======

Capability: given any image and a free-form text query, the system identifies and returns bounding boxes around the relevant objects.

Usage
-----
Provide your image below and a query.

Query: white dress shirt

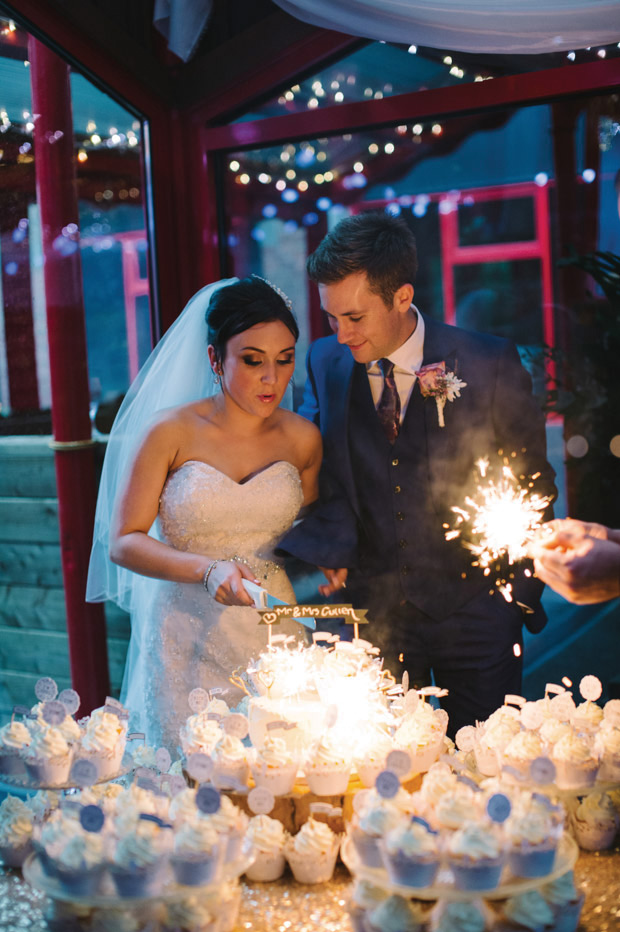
[366,308,425,422]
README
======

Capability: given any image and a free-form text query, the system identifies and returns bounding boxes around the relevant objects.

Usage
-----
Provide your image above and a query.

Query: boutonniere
[415,361,467,428]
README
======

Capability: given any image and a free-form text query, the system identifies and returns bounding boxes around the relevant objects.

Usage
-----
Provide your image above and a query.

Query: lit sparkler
[447,456,552,599]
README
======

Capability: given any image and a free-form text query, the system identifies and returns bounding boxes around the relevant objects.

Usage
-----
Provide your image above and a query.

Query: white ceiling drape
[272,0,620,54]
[153,0,213,62]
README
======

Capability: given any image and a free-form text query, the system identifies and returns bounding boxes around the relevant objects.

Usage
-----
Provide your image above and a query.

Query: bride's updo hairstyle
[206,275,299,367]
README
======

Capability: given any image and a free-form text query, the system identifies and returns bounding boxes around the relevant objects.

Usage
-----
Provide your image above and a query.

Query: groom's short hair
[307,211,418,307]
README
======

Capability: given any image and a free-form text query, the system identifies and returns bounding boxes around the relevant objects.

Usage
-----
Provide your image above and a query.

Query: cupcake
[381,819,441,888]
[0,720,30,775]
[366,894,430,932]
[418,763,458,810]
[539,870,585,932]
[211,734,250,789]
[434,784,481,832]
[348,879,388,932]
[506,809,559,878]
[350,797,402,869]
[109,817,173,897]
[163,895,218,932]
[170,818,222,886]
[79,711,127,781]
[303,736,352,796]
[393,711,444,774]
[430,899,491,932]
[113,781,170,834]
[571,790,619,850]
[244,813,288,881]
[501,730,544,781]
[538,718,573,751]
[446,822,506,891]
[552,732,599,790]
[22,726,72,785]
[0,795,34,867]
[594,723,620,782]
[492,890,555,932]
[284,817,341,883]
[354,730,394,788]
[53,832,107,897]
[250,735,299,796]
[201,794,248,861]
[170,787,199,826]
[180,714,223,757]
[573,700,604,734]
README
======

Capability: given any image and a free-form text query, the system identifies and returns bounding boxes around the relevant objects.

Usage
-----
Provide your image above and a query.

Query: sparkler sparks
[448,457,552,598]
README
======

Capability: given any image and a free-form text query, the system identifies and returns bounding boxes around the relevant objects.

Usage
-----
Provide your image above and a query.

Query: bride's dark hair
[206,275,299,365]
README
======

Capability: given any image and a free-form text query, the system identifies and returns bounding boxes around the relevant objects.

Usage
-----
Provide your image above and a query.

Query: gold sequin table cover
[1,846,619,932]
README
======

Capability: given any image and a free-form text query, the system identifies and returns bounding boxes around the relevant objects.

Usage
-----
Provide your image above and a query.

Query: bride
[87,277,321,749]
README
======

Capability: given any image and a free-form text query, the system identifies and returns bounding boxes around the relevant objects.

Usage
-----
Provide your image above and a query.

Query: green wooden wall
[0,436,130,723]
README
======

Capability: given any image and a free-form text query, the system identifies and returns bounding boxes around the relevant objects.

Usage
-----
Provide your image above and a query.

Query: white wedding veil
[86,278,238,612]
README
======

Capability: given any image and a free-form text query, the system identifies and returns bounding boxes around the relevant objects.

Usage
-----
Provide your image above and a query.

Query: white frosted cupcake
[113,782,170,834]
[430,899,491,932]
[53,832,107,897]
[170,818,222,886]
[169,787,199,826]
[0,796,34,867]
[571,790,619,850]
[211,734,250,789]
[506,808,559,877]
[366,894,430,932]
[250,735,299,796]
[418,763,458,810]
[538,718,573,751]
[552,732,599,790]
[594,723,620,782]
[0,721,30,775]
[501,730,544,781]
[539,870,585,932]
[381,818,441,888]
[180,714,223,757]
[23,727,72,785]
[109,817,173,897]
[573,700,604,734]
[354,730,394,788]
[284,817,341,883]
[245,813,288,881]
[492,889,555,932]
[446,821,506,891]
[393,706,444,774]
[201,794,249,861]
[434,784,481,832]
[80,711,127,780]
[304,736,352,796]
[350,796,404,870]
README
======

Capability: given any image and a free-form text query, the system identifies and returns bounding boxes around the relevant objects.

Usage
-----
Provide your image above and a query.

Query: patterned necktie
[376,358,401,444]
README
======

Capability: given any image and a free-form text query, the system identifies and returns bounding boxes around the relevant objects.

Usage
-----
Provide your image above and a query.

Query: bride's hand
[207,560,260,606]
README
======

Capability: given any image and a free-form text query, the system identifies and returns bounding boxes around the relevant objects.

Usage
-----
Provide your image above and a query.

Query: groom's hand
[318,567,348,596]
[209,561,260,606]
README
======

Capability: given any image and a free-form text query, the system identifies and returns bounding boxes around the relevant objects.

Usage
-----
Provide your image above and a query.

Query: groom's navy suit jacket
[281,316,556,634]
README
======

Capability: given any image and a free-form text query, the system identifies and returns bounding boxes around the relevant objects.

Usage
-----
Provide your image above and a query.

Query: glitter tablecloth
[1,848,619,932]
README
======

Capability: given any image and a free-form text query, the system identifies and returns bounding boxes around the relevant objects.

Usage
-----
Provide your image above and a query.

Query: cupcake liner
[355,759,385,789]
[0,751,27,777]
[408,736,443,774]
[448,854,506,891]
[24,754,72,786]
[304,767,351,796]
[350,827,383,869]
[224,829,246,862]
[55,863,106,897]
[474,743,500,777]
[571,816,618,851]
[245,848,286,881]
[597,754,620,783]
[508,841,557,878]
[250,761,298,796]
[0,839,33,868]
[553,758,599,791]
[171,851,220,886]
[381,848,440,888]
[212,759,250,789]
[110,859,166,898]
[285,840,340,884]
[548,892,585,932]
[80,742,125,781]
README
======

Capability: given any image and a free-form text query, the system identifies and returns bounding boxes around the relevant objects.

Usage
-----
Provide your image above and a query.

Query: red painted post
[28,37,110,714]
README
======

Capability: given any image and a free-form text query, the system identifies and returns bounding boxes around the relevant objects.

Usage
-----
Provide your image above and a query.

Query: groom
[281,212,556,734]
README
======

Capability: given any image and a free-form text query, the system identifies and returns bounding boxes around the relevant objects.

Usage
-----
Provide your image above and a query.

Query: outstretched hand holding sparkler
[529,518,620,605]
[446,455,553,601]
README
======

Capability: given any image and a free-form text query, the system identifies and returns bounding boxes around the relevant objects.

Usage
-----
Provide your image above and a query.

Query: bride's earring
[213,367,221,386]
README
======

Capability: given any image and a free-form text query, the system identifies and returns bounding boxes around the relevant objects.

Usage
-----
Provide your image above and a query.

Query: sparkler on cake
[446,456,552,601]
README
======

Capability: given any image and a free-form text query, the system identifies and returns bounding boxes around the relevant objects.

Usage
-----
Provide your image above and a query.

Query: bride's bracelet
[202,560,219,591]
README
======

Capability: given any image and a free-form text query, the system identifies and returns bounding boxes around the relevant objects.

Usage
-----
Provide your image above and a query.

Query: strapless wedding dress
[122,460,305,750]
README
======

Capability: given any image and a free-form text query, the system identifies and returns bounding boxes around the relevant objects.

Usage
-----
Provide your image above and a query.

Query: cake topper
[222,713,249,740]
[375,770,400,799]
[248,786,275,815]
[42,700,66,727]
[57,689,80,716]
[529,756,556,784]
[35,677,58,703]
[520,702,544,730]
[196,785,221,814]
[579,675,602,703]
[486,793,512,823]
[155,748,172,773]
[386,749,412,778]
[186,753,213,783]
[188,688,209,713]
[70,758,98,787]
[455,725,477,752]
[80,804,105,833]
